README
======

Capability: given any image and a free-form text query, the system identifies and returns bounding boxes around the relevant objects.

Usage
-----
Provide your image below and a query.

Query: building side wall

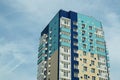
[47,50,58,80]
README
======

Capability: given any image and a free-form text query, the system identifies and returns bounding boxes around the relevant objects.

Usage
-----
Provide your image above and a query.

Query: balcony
[82,30,85,35]
[98,60,106,64]
[37,57,45,65]
[74,69,79,73]
[73,32,78,36]
[73,38,78,43]
[98,65,107,71]
[73,28,78,32]
[99,73,108,79]
[107,56,110,61]
[98,56,106,64]
[73,49,78,53]
[73,25,78,29]
[73,77,79,80]
[107,63,110,68]
[73,45,78,50]
[73,42,78,46]
[74,60,79,65]
[38,50,45,58]
[73,35,78,39]
[60,76,71,80]
[74,53,78,57]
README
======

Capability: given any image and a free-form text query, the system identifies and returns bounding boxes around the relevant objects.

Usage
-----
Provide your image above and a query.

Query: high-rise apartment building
[37,10,110,80]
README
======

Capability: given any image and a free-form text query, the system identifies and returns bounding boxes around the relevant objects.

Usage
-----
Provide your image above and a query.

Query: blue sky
[0,0,120,80]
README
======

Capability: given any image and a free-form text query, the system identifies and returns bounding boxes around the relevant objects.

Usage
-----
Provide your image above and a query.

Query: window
[48,70,50,75]
[74,49,78,53]
[48,78,50,80]
[73,21,78,26]
[91,53,94,58]
[82,30,85,35]
[74,64,78,69]
[74,72,78,77]
[83,66,87,71]
[49,70,50,72]
[64,63,68,68]
[84,74,88,79]
[92,76,96,80]
[83,44,86,49]
[64,48,69,53]
[96,28,104,38]
[62,18,70,26]
[64,71,68,77]
[83,51,87,56]
[80,58,82,61]
[89,32,93,37]
[73,35,78,39]
[83,59,87,63]
[49,63,51,66]
[60,31,70,36]
[81,20,84,23]
[64,55,68,60]
[73,42,78,46]
[91,68,95,73]
[96,28,103,35]
[89,26,92,30]
[90,39,93,44]
[82,37,86,42]
[73,28,78,32]
[96,34,104,38]
[90,46,94,51]
[96,40,105,45]
[74,57,77,61]
[97,47,105,52]
[82,24,85,29]
[91,60,95,65]
[64,20,69,25]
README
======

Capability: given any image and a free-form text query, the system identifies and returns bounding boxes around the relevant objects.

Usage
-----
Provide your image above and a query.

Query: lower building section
[47,50,58,80]
[75,50,109,80]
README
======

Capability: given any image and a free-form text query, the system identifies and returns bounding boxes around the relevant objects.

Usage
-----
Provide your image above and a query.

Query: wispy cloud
[0,38,37,80]
[103,12,120,80]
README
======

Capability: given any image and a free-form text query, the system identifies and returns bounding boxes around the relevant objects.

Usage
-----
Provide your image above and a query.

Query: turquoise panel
[48,13,59,57]
[60,34,70,40]
[77,13,106,56]
[38,50,45,58]
[107,56,110,61]
[61,42,70,47]
[61,27,70,33]
[107,63,110,68]
[37,57,45,64]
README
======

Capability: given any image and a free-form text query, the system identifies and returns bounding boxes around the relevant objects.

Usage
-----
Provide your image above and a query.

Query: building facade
[37,10,110,80]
